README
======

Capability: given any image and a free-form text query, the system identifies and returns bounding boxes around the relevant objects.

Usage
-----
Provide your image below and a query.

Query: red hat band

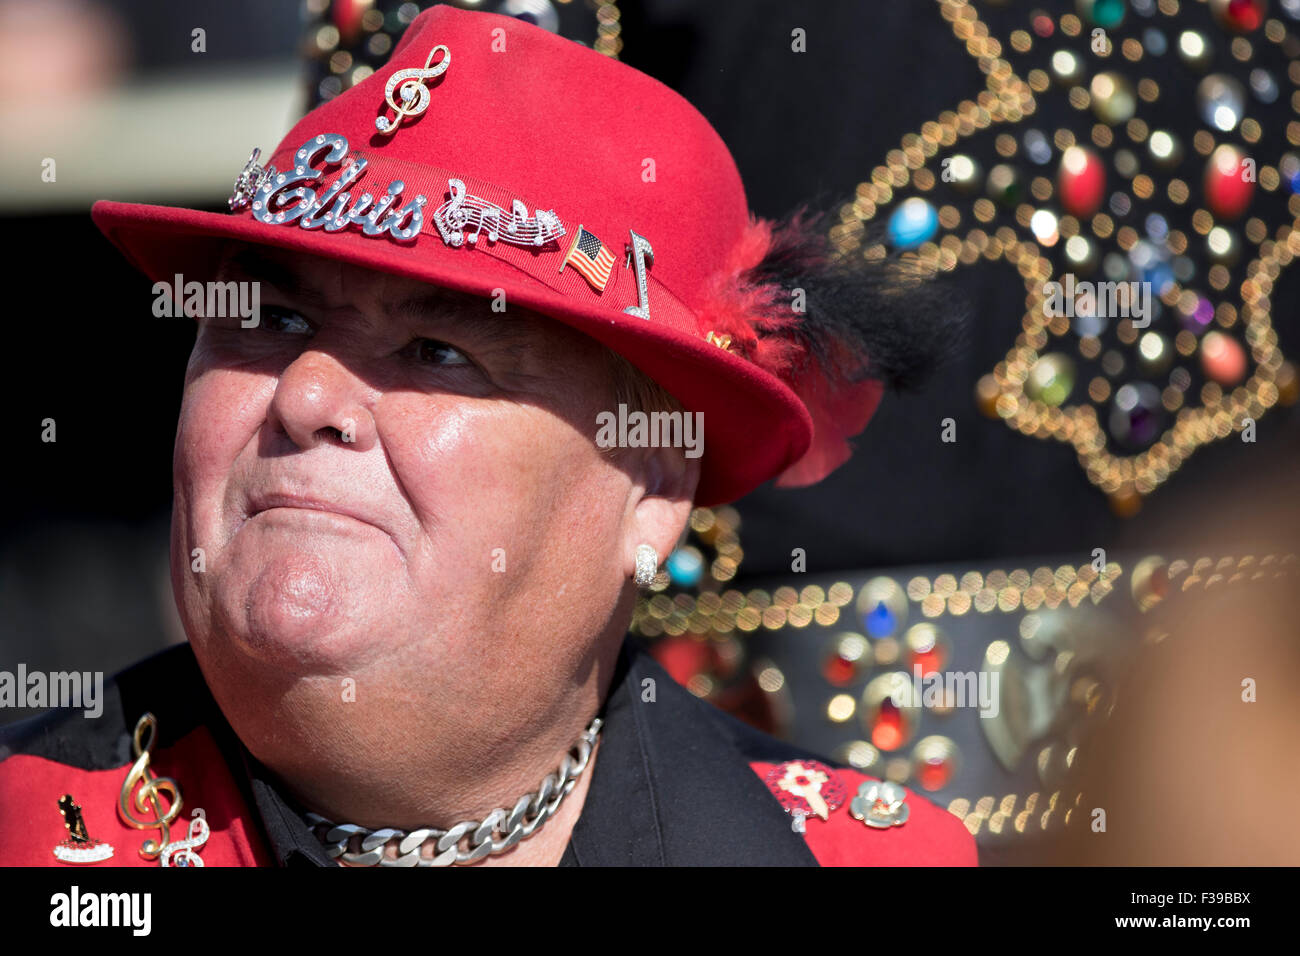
[238,134,700,338]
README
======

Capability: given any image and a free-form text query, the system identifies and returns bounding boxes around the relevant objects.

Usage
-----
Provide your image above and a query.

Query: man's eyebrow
[383,291,543,352]
[216,248,328,308]
[215,246,543,352]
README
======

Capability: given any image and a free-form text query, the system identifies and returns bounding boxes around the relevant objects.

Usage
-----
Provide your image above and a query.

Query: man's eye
[412,339,470,366]
[262,307,313,335]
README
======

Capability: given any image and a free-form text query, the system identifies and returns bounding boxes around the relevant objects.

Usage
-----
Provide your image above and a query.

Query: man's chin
[204,550,377,673]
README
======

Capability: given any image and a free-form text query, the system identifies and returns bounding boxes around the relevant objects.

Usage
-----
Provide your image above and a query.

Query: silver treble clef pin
[375,44,450,137]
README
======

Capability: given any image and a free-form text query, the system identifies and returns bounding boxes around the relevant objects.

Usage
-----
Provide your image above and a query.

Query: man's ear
[622,444,701,580]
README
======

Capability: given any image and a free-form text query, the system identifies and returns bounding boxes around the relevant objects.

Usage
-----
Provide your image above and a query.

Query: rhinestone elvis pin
[375,44,450,136]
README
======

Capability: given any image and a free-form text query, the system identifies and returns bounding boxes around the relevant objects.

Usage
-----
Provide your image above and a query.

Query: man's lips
[246,492,386,533]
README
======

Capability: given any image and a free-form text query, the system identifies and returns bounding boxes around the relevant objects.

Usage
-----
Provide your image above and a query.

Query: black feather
[744,207,970,392]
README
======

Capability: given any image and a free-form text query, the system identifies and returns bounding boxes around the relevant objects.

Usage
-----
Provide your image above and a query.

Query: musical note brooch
[375,43,450,137]
[53,794,114,864]
[118,712,207,867]
[432,178,565,249]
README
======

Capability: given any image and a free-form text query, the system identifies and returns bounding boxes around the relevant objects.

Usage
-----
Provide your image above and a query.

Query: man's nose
[266,350,378,452]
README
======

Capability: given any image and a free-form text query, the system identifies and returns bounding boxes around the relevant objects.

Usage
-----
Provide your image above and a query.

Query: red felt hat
[92,3,882,505]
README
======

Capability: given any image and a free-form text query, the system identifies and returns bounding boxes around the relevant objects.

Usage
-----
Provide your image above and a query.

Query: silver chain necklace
[303,717,602,867]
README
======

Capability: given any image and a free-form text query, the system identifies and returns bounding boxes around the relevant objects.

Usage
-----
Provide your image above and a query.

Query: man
[0,5,973,866]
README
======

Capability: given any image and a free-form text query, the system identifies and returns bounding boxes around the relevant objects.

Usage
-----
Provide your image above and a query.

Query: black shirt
[3,637,825,866]
[247,637,822,866]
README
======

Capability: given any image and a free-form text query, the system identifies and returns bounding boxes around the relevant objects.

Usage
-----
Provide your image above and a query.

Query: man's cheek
[180,374,272,465]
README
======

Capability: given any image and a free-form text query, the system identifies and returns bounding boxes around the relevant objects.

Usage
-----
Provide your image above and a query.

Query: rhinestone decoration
[827,0,1299,512]
[228,148,276,213]
[374,43,450,137]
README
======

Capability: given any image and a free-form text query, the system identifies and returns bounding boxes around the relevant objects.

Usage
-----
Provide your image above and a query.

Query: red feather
[694,215,884,488]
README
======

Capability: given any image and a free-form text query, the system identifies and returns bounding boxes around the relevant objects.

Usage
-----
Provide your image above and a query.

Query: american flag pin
[559,224,617,293]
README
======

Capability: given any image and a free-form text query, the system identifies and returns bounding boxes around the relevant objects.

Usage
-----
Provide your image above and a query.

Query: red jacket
[0,640,976,866]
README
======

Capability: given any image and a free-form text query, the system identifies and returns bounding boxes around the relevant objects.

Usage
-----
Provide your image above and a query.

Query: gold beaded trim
[828,0,1297,511]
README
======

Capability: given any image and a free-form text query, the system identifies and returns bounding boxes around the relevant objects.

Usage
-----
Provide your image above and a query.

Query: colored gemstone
[666,546,704,587]
[1077,0,1126,28]
[1025,353,1076,407]
[865,600,897,637]
[1204,144,1255,219]
[1199,74,1246,132]
[1109,383,1164,449]
[1211,0,1267,32]
[825,633,868,686]
[987,163,1022,207]
[1200,331,1248,385]
[331,0,366,40]
[912,737,959,792]
[1142,28,1168,56]
[905,624,946,674]
[1058,146,1106,217]
[911,647,945,676]
[871,698,906,751]
[1142,260,1175,298]
[824,654,858,686]
[1249,67,1278,103]
[887,197,939,249]
[1091,72,1136,124]
[1281,153,1300,193]
[1023,129,1053,165]
[1181,296,1215,334]
[917,756,953,792]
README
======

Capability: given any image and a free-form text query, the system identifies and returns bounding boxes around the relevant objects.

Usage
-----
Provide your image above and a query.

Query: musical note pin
[375,44,451,137]
[52,794,114,864]
[160,810,210,868]
[118,712,185,862]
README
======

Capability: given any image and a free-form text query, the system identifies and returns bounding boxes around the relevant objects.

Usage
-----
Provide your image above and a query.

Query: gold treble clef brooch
[118,712,204,866]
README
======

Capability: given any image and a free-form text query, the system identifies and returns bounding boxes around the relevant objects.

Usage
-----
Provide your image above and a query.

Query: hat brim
[91,200,813,506]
